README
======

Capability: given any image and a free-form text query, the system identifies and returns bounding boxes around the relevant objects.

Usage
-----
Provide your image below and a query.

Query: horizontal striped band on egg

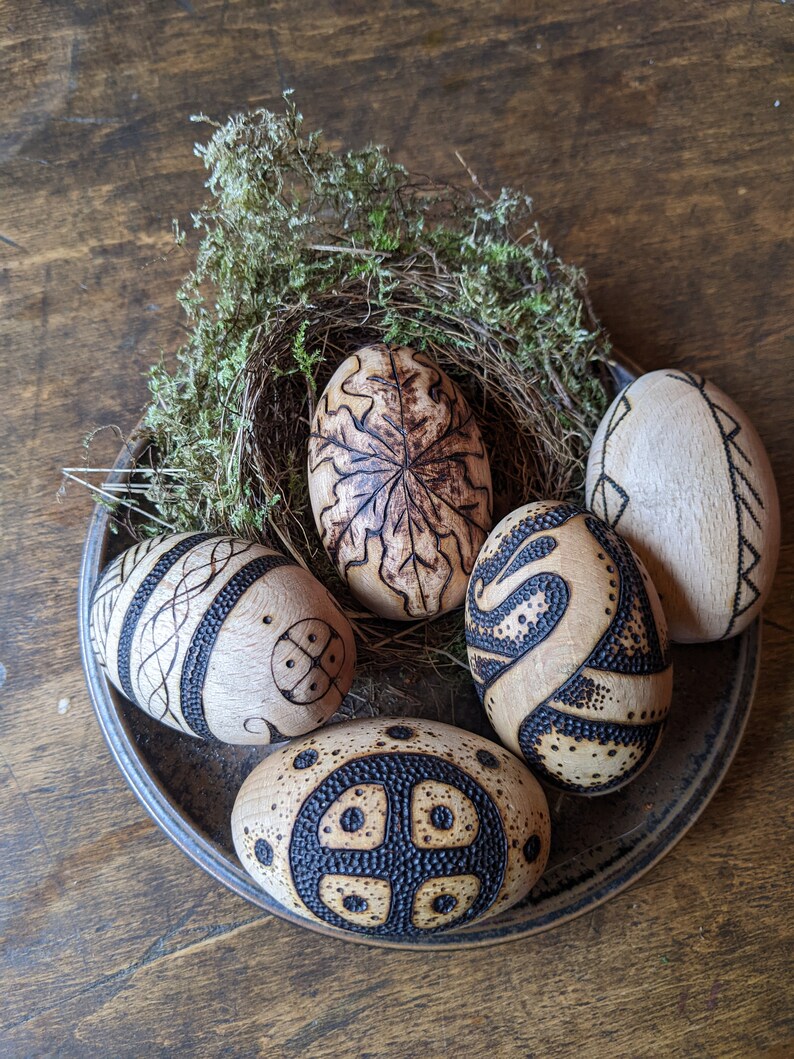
[89,534,357,746]
[114,532,216,705]
[177,552,298,738]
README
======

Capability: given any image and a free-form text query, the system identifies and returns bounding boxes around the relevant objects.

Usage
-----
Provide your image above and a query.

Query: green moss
[136,95,613,668]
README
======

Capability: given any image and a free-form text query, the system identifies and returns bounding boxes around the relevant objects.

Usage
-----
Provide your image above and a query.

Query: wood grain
[586,369,781,643]
[309,345,493,621]
[1,1,792,1056]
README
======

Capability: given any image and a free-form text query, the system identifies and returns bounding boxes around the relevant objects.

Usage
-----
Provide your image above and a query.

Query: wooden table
[2,2,792,1055]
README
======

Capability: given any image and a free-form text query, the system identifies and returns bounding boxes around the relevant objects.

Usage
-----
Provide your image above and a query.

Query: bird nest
[93,96,614,675]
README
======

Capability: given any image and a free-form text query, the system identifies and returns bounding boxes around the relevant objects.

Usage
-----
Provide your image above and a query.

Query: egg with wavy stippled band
[89,533,356,745]
[465,502,673,795]
[232,718,550,939]
[308,344,493,621]
[586,369,780,643]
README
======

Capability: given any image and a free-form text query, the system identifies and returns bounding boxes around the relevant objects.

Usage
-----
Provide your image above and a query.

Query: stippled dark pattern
[465,504,578,696]
[519,705,664,793]
[179,553,296,738]
[516,514,669,792]
[89,535,164,668]
[116,533,213,702]
[287,753,507,937]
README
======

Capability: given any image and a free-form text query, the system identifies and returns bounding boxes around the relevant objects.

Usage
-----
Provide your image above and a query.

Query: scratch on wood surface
[67,36,81,94]
[0,748,55,867]
[436,968,449,1053]
[706,980,723,1011]
[6,911,267,1031]
[265,10,287,94]
[0,233,24,251]
[57,116,123,125]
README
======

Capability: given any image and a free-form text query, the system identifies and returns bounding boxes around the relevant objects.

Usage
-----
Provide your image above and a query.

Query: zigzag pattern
[589,390,633,528]
[666,372,765,636]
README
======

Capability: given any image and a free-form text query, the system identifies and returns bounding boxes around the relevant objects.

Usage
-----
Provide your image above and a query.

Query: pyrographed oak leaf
[308,344,492,620]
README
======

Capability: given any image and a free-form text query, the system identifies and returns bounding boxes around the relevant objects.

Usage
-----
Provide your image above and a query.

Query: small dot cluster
[553,673,613,712]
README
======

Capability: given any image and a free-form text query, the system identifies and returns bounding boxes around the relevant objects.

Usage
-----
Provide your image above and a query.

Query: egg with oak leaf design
[308,344,493,620]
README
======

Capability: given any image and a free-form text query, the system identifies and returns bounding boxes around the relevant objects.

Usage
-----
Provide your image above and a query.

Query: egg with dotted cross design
[232,717,551,940]
[308,343,493,621]
[586,369,781,643]
[465,502,673,795]
[89,532,356,745]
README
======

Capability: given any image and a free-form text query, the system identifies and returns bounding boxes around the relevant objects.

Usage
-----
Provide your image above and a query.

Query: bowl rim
[78,365,760,950]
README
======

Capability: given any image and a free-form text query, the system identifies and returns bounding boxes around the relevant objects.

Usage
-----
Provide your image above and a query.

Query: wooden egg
[465,502,673,795]
[586,369,780,642]
[232,717,550,939]
[89,532,356,745]
[308,344,493,621]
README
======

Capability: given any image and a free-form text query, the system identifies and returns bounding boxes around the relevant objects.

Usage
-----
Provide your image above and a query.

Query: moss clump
[137,93,613,668]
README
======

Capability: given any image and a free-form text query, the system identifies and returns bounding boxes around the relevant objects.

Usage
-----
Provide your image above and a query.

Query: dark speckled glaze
[78,359,760,949]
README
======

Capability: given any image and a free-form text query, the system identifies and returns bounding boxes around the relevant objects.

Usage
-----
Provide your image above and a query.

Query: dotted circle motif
[293,748,319,770]
[522,835,541,864]
[288,753,508,937]
[430,805,454,830]
[254,839,274,866]
[386,725,414,740]
[271,618,346,705]
[340,807,365,832]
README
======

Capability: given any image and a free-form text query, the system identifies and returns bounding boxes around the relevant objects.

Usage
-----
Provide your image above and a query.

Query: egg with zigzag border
[585,369,780,643]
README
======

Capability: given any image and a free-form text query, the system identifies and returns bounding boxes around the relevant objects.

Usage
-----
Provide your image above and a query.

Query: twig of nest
[242,278,610,670]
[71,99,614,676]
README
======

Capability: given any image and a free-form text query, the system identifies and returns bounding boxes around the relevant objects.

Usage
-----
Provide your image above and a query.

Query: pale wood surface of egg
[586,369,780,643]
[89,533,356,744]
[232,717,550,939]
[465,502,673,795]
[308,344,493,620]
